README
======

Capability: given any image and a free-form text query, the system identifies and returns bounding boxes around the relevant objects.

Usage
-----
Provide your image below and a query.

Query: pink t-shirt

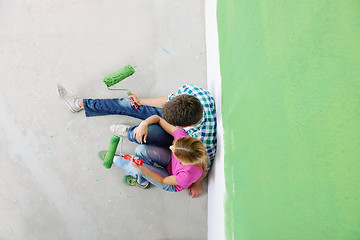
[167,128,203,192]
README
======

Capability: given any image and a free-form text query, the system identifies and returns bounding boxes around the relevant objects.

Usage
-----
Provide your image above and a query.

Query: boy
[58,84,217,198]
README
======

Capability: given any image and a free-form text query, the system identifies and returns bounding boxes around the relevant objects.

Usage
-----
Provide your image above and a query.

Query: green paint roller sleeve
[103,65,135,88]
[103,135,120,169]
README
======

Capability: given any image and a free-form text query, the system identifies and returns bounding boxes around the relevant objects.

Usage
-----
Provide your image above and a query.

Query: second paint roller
[103,135,143,169]
[103,65,139,109]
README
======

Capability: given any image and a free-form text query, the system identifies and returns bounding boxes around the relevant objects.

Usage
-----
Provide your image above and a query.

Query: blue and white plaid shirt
[167,84,217,170]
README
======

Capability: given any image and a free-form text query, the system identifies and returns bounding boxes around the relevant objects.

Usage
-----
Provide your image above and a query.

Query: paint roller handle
[124,154,143,165]
[127,91,139,109]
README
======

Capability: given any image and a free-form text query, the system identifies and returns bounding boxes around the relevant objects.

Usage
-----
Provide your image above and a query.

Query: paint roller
[103,65,139,109]
[103,135,143,169]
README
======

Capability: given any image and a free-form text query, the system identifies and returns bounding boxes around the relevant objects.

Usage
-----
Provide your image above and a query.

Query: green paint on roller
[103,65,135,88]
[103,135,120,169]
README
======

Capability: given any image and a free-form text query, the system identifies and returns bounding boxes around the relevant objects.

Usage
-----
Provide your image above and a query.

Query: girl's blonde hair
[173,137,208,171]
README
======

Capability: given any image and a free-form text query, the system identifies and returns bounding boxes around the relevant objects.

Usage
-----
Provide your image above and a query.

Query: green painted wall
[217,1,360,239]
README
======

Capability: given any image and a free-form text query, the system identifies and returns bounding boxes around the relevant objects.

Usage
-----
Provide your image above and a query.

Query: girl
[111,115,208,193]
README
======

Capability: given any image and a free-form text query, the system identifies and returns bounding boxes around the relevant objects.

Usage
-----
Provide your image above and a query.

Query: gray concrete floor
[0,1,208,239]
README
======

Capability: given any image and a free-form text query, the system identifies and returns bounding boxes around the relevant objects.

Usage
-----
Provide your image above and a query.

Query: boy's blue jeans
[114,145,176,192]
[83,98,174,148]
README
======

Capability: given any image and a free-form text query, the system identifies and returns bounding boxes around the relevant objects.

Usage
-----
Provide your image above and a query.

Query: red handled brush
[124,154,143,165]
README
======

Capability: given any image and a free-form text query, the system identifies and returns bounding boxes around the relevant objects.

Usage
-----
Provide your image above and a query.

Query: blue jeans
[83,98,174,147]
[114,145,176,192]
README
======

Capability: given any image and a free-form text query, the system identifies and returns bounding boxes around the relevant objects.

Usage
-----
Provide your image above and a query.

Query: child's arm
[188,170,209,198]
[134,115,178,144]
[128,94,167,108]
[130,157,178,185]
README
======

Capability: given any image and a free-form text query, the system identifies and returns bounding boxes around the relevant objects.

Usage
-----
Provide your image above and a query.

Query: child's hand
[134,123,148,144]
[188,181,203,198]
[128,93,141,107]
[130,156,143,170]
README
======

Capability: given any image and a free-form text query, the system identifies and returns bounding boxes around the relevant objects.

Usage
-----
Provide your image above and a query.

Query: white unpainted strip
[0,95,99,240]
[205,0,226,239]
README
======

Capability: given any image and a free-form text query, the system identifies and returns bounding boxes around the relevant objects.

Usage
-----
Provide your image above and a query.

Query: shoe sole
[98,151,120,162]
[111,131,128,137]
[110,125,129,137]
[98,151,107,161]
[122,175,149,189]
[57,87,76,113]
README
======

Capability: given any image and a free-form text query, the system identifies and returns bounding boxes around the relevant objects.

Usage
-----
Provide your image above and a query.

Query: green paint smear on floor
[217,1,360,239]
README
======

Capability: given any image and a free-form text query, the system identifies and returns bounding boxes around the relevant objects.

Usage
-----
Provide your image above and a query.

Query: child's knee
[135,145,148,158]
[117,97,132,107]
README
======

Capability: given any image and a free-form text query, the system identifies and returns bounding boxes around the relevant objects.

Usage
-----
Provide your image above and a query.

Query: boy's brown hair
[162,94,203,127]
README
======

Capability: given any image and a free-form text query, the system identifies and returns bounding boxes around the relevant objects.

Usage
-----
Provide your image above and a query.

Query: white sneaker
[57,84,82,112]
[110,124,130,137]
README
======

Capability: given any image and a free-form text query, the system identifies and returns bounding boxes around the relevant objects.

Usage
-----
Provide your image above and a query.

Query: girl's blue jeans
[114,145,176,192]
[83,98,174,148]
